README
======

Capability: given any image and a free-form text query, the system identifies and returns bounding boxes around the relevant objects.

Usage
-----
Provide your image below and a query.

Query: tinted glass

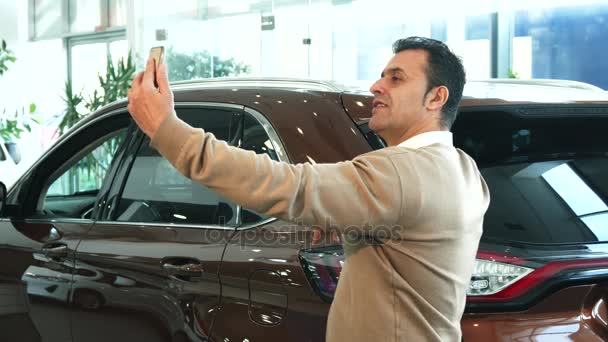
[482,157,608,244]
[452,112,608,165]
[240,113,280,224]
[454,112,608,244]
[47,130,126,197]
[358,123,386,150]
[114,108,238,226]
[361,112,608,244]
[42,129,127,219]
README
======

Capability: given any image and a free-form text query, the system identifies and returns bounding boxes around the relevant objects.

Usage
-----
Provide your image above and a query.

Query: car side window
[42,129,128,219]
[240,113,280,224]
[113,108,239,226]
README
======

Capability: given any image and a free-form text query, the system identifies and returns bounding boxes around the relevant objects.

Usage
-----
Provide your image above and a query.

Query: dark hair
[392,36,466,128]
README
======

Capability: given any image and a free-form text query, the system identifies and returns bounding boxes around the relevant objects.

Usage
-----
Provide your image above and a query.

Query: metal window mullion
[67,36,73,94]
[490,11,514,78]
[29,0,36,40]
[101,0,110,29]
[63,0,71,34]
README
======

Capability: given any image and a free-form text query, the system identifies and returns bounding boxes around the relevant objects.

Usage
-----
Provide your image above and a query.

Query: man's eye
[391,76,401,81]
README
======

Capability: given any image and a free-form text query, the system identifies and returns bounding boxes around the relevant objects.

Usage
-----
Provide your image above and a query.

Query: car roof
[461,79,608,105]
[169,77,608,104]
[170,77,354,92]
[82,76,608,129]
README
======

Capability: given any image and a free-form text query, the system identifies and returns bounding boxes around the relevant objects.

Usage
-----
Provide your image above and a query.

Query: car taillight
[468,251,608,303]
[299,246,344,302]
[301,248,608,304]
[467,259,534,296]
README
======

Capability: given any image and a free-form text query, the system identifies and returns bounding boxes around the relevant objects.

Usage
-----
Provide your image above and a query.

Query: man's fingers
[131,71,144,89]
[157,63,171,94]
[142,58,156,87]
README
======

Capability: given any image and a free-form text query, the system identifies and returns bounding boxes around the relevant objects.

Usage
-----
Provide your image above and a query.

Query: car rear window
[360,110,608,244]
[481,157,608,244]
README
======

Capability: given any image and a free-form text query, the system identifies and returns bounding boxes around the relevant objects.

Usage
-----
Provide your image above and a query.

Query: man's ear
[425,86,449,111]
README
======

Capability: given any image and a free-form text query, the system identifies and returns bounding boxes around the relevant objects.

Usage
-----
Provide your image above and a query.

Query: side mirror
[0,181,6,216]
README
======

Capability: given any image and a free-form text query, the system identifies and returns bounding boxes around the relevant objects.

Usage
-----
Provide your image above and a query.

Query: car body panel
[213,220,329,342]
[2,78,608,341]
[70,222,233,342]
[0,219,90,342]
[462,285,608,341]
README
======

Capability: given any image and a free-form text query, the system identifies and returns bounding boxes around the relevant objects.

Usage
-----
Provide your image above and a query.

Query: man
[127,36,489,341]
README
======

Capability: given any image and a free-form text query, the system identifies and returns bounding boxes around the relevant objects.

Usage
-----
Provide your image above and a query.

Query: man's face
[368,49,432,145]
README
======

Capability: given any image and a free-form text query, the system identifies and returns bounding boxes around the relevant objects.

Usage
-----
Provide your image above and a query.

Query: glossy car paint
[2,78,608,341]
[0,219,91,341]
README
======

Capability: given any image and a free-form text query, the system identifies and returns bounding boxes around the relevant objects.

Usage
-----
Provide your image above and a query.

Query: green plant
[57,52,135,136]
[57,79,85,136]
[507,69,520,79]
[165,47,251,81]
[86,53,136,112]
[0,39,39,143]
[0,39,16,76]
[0,104,40,142]
[55,52,134,192]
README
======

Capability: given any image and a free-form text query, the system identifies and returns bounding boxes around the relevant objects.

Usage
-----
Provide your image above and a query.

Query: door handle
[162,262,204,278]
[42,244,68,259]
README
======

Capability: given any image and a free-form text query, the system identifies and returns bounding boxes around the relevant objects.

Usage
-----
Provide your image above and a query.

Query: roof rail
[470,78,604,92]
[169,77,349,92]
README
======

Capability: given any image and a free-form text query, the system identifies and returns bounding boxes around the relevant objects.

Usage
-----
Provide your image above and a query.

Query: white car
[0,140,21,188]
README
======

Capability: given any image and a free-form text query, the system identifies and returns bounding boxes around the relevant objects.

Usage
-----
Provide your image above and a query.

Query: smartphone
[149,46,164,87]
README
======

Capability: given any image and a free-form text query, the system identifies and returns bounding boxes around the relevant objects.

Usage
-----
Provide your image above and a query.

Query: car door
[0,111,132,342]
[70,105,242,342]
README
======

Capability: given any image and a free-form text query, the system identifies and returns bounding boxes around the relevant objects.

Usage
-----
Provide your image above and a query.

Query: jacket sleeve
[151,111,403,231]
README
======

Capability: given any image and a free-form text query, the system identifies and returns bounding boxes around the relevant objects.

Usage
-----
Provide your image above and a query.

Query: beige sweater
[151,112,490,342]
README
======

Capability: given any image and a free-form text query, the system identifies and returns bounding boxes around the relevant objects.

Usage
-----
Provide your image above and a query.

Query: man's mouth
[372,100,387,113]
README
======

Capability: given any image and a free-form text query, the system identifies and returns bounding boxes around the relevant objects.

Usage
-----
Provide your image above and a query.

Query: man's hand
[127,58,175,139]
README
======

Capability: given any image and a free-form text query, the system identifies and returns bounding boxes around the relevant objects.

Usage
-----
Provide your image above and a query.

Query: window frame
[7,110,132,222]
[66,30,127,96]
[111,105,242,227]
[30,0,127,40]
[97,102,289,230]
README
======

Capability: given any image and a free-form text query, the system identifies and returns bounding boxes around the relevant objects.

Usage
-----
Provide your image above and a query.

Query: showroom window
[31,0,127,39]
[67,32,128,102]
[30,0,129,112]
[512,3,608,89]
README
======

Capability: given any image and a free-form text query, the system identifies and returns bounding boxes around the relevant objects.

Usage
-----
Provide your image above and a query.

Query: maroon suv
[1,78,608,342]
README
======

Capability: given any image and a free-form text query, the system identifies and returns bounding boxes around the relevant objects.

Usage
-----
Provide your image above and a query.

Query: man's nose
[369,79,384,95]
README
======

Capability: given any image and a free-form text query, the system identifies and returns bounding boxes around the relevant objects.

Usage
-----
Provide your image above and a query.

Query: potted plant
[57,53,135,136]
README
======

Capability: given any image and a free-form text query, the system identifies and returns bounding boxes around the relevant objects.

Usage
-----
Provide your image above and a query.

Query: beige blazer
[152,112,490,342]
